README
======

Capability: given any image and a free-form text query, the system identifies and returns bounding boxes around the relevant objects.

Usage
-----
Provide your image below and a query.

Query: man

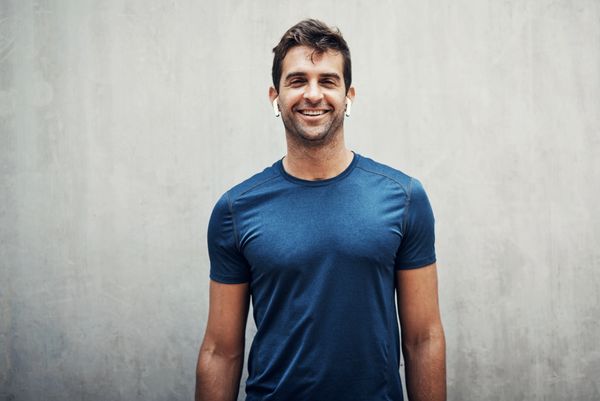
[196,19,445,401]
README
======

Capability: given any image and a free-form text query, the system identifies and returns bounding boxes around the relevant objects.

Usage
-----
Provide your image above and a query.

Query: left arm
[396,262,446,401]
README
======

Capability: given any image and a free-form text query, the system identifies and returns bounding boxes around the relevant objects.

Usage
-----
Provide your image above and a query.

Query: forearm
[195,347,244,401]
[403,331,446,401]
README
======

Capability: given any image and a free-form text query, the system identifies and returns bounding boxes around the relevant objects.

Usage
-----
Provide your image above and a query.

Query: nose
[303,81,324,103]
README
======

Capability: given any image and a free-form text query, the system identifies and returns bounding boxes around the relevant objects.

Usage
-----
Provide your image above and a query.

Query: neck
[282,132,354,181]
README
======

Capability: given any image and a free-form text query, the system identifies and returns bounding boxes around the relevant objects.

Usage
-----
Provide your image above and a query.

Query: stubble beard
[281,109,345,148]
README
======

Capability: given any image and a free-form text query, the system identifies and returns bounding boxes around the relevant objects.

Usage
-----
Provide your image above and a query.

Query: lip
[295,109,331,119]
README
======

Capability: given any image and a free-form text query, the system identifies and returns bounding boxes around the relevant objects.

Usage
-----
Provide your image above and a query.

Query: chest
[236,185,406,278]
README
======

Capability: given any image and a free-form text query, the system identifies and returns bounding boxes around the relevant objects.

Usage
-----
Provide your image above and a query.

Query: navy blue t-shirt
[207,152,436,401]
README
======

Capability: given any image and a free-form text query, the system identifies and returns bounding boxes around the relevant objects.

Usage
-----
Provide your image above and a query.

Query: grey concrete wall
[1,1,598,400]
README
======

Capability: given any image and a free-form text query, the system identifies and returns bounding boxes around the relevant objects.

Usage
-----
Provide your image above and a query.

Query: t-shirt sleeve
[207,192,251,283]
[395,178,437,270]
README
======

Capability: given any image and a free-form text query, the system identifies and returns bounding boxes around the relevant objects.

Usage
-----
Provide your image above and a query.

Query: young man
[196,19,446,401]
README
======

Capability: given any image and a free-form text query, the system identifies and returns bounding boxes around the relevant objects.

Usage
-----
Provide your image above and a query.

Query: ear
[346,86,356,103]
[268,87,278,103]
[269,87,281,117]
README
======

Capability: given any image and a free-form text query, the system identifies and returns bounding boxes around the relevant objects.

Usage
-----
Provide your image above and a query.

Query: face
[269,46,355,147]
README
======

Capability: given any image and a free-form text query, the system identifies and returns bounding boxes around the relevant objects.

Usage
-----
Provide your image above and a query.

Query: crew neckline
[277,151,360,187]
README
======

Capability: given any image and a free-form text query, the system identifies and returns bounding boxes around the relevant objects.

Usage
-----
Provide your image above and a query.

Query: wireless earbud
[273,98,280,117]
[345,98,352,117]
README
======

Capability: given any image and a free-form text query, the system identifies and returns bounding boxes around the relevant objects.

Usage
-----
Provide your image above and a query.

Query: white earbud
[273,98,280,117]
[345,98,352,117]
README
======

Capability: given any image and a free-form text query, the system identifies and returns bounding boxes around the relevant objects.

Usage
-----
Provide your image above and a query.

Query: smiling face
[269,46,355,147]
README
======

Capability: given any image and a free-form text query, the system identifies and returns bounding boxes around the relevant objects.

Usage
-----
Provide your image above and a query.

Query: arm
[396,263,446,401]
[195,280,250,401]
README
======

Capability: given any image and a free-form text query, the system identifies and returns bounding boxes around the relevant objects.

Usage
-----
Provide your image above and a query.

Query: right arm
[195,280,250,401]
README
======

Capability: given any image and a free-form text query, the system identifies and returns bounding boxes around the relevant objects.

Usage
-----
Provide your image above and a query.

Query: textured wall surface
[1,1,599,400]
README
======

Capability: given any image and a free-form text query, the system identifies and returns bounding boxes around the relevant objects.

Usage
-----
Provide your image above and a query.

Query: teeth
[300,110,326,116]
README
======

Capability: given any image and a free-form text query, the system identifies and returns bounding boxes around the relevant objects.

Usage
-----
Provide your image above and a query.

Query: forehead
[281,45,344,76]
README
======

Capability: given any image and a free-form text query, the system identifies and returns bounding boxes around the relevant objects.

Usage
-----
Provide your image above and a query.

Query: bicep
[395,263,443,345]
[203,280,250,355]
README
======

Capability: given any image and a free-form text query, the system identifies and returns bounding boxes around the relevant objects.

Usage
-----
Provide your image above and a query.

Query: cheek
[279,94,300,110]
[325,92,347,105]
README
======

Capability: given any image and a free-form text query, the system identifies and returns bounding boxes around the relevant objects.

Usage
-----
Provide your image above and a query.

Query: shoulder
[222,161,283,204]
[355,154,421,197]
[210,161,282,225]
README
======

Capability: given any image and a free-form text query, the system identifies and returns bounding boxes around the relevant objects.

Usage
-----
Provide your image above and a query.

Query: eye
[289,79,306,87]
[321,79,337,87]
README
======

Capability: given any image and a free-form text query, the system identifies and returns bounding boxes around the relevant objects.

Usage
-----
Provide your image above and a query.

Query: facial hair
[280,104,345,148]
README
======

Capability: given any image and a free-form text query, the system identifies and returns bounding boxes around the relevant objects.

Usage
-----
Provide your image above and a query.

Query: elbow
[200,343,245,361]
[198,336,246,364]
[402,328,446,368]
[402,325,446,352]
[195,338,246,401]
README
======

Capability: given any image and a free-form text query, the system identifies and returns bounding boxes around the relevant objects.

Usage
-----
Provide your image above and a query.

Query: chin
[296,131,333,146]
[297,125,330,138]
[300,129,328,139]
[283,116,341,146]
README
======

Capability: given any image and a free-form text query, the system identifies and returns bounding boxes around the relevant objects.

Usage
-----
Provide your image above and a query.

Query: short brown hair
[272,19,352,93]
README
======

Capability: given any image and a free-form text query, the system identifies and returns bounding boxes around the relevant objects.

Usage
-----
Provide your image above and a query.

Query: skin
[268,46,356,181]
[196,45,446,401]
[397,263,446,401]
[195,282,249,401]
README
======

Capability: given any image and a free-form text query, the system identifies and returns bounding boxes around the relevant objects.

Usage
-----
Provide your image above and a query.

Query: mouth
[296,109,331,117]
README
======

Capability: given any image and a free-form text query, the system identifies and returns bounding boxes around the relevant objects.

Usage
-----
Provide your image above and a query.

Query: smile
[298,110,329,116]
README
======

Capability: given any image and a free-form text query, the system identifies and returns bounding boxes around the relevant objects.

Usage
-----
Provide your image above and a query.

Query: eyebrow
[284,72,342,82]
